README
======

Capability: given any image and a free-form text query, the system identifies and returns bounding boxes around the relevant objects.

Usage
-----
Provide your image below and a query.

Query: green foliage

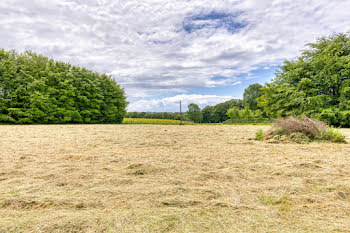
[223,118,272,125]
[0,49,127,124]
[201,99,244,123]
[125,112,184,120]
[257,33,350,127]
[243,83,264,110]
[201,105,214,123]
[240,108,254,119]
[254,109,263,118]
[255,129,264,141]
[316,127,346,143]
[226,106,262,120]
[187,103,203,123]
[226,106,240,119]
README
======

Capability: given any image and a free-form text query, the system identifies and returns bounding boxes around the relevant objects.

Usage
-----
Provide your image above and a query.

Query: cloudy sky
[1,0,349,111]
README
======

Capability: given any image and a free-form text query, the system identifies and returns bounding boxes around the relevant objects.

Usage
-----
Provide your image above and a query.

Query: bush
[269,116,328,138]
[255,129,264,141]
[316,127,346,143]
[260,116,346,143]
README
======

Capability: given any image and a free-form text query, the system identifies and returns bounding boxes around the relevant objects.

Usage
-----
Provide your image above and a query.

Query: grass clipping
[256,117,346,144]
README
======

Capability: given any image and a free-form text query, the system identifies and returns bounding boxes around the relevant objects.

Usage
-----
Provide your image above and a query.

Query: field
[1,125,350,232]
[123,118,193,125]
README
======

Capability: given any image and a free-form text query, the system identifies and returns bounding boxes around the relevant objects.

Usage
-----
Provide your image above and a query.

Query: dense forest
[0,49,127,124]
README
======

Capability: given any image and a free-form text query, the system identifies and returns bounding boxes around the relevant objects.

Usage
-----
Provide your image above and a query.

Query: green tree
[240,107,254,119]
[254,109,263,118]
[201,106,213,123]
[187,103,203,123]
[258,33,350,127]
[243,83,264,110]
[226,107,241,119]
[0,49,128,124]
[210,99,244,123]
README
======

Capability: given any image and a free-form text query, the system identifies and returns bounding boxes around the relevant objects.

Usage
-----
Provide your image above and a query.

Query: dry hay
[0,124,350,232]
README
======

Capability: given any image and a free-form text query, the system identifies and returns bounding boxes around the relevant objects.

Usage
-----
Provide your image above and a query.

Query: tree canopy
[201,99,244,123]
[243,83,264,110]
[187,103,203,123]
[0,49,127,124]
[126,112,183,120]
[258,33,350,127]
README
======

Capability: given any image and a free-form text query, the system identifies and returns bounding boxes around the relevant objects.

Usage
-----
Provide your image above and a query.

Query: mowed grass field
[1,125,350,233]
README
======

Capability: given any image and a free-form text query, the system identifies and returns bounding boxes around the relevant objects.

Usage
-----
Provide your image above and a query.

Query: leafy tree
[0,49,127,124]
[240,107,254,119]
[258,33,350,127]
[226,107,240,119]
[209,99,244,123]
[201,106,213,123]
[254,109,263,118]
[243,83,264,110]
[187,103,203,123]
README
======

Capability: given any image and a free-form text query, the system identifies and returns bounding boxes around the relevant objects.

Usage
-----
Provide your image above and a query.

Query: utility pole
[180,100,182,124]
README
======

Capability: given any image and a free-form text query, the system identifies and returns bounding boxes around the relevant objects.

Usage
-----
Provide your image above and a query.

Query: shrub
[255,129,264,141]
[316,127,346,143]
[259,116,346,143]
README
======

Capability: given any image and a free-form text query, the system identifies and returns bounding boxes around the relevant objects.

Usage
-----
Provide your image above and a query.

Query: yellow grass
[122,118,193,125]
[0,125,350,232]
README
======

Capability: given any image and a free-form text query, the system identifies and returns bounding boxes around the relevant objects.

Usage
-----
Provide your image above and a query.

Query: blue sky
[1,0,349,111]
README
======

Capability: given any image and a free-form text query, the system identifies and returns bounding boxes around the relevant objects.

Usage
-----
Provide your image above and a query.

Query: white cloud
[127,94,234,112]
[0,0,349,111]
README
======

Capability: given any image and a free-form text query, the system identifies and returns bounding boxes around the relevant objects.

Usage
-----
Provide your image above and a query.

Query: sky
[1,0,350,112]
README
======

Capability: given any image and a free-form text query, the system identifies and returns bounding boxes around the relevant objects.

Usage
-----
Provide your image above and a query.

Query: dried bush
[267,116,328,138]
[262,116,346,143]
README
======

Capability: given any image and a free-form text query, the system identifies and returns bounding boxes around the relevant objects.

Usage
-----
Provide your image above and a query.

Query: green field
[122,118,193,125]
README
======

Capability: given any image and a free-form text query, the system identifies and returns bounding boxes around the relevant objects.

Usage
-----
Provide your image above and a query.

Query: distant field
[122,118,193,125]
[223,118,273,125]
[1,125,350,232]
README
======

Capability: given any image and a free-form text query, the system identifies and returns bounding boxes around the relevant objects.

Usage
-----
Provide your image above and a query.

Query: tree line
[2,33,348,126]
[258,33,350,127]
[128,33,350,127]
[186,85,265,123]
[126,112,183,120]
[0,49,127,124]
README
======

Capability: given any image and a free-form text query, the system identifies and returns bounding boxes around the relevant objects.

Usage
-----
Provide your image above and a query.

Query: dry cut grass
[0,125,350,232]
[271,117,328,137]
